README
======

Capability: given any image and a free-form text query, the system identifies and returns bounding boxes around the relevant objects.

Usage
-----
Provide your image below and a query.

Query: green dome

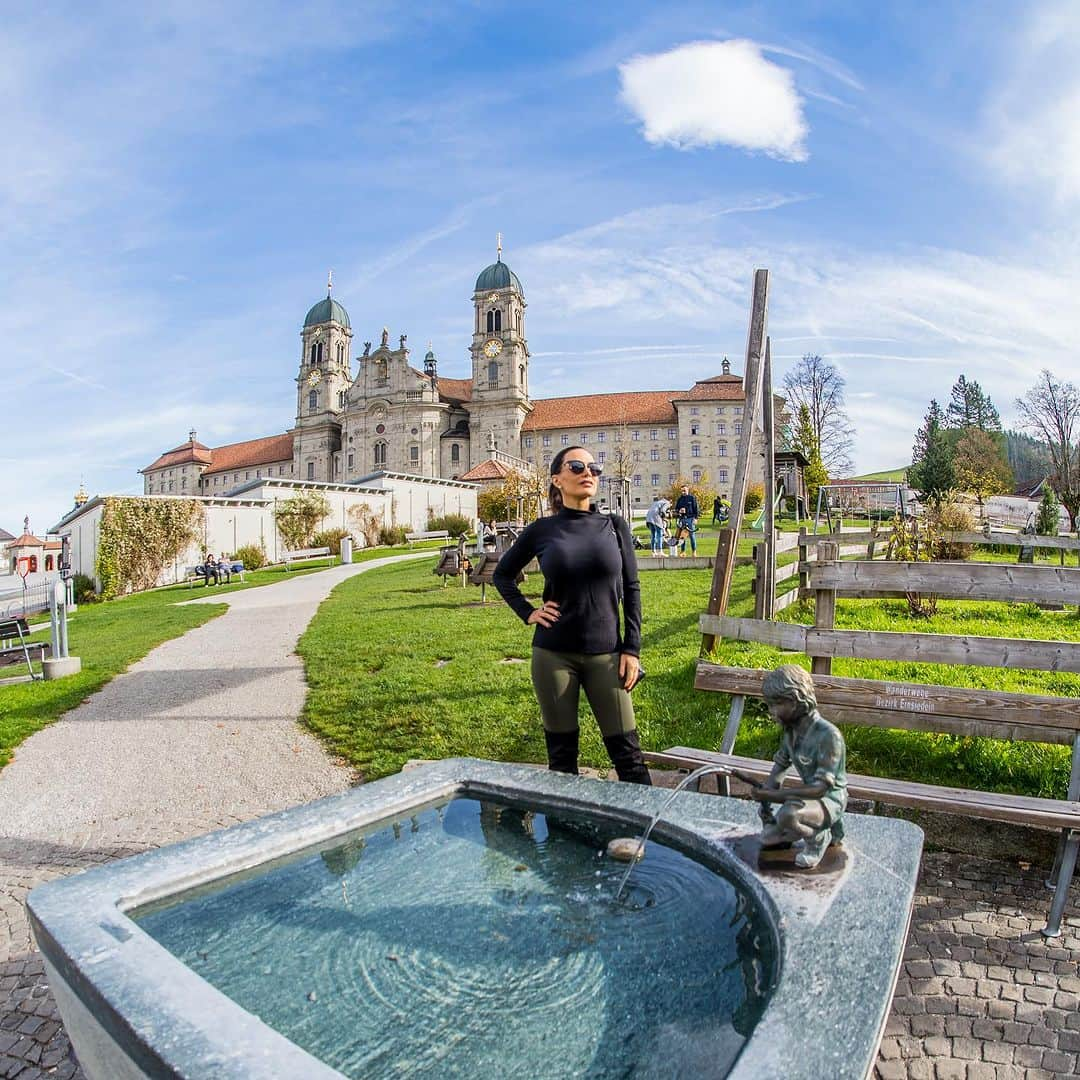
[475,259,523,296]
[304,296,351,329]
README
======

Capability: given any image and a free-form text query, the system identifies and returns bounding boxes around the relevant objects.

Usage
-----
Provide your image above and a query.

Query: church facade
[142,252,758,510]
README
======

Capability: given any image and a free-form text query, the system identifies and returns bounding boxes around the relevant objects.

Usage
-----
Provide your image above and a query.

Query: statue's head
[762,664,817,716]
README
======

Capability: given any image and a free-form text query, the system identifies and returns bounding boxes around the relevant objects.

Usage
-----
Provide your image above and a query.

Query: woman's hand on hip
[527,601,560,628]
[619,653,640,691]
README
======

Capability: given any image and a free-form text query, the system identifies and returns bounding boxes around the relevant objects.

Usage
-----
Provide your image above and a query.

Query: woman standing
[493,446,652,784]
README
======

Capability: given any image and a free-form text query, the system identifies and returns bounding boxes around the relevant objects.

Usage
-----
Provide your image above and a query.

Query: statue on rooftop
[750,665,847,868]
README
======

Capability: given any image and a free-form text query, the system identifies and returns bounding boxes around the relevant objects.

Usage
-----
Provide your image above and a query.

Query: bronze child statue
[750,664,848,868]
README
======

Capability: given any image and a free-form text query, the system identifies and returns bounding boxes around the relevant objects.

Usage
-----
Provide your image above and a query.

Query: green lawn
[0,542,443,769]
[298,552,1078,798]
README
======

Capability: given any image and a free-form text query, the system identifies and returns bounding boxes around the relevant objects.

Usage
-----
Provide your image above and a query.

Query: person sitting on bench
[215,554,232,583]
[201,552,219,586]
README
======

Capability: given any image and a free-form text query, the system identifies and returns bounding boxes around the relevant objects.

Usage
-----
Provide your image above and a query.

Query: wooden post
[753,542,766,619]
[798,526,810,599]
[702,268,769,653]
[867,525,878,560]
[811,540,838,675]
[761,338,777,619]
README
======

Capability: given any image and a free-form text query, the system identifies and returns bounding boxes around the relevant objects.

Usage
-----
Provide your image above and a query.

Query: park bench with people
[0,616,50,678]
[282,546,333,570]
[184,561,246,587]
[646,540,1080,937]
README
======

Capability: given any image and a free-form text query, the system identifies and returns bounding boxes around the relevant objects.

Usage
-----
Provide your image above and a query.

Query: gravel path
[0,553,427,1078]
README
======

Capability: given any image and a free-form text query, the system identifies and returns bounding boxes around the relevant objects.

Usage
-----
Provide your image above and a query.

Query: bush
[427,513,472,537]
[744,484,764,514]
[379,524,409,546]
[233,544,266,571]
[273,491,331,551]
[311,528,350,555]
[1036,486,1061,537]
[928,501,976,560]
[348,502,382,548]
[72,573,98,604]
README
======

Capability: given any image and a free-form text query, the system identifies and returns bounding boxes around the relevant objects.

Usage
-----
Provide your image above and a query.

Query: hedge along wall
[96,498,206,599]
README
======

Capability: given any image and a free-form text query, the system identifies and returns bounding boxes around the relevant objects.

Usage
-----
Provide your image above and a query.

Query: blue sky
[4,1,1079,535]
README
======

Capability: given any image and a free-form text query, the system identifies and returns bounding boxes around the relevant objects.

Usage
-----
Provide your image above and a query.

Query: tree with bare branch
[1015,370,1080,530]
[781,354,854,477]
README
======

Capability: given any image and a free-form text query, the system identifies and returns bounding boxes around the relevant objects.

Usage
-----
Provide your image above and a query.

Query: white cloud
[618,40,809,161]
[985,2,1080,202]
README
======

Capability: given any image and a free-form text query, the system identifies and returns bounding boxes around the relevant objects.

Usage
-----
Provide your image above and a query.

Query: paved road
[0,554,427,1079]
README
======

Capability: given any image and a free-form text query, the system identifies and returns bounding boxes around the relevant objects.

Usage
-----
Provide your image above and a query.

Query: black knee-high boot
[603,730,653,785]
[544,729,580,775]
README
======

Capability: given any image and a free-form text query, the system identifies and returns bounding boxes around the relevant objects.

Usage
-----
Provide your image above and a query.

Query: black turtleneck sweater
[493,508,641,656]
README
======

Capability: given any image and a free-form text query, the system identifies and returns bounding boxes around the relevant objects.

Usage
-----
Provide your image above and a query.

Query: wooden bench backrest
[0,618,29,636]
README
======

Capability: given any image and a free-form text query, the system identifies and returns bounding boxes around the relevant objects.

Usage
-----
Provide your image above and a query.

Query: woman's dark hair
[548,445,587,513]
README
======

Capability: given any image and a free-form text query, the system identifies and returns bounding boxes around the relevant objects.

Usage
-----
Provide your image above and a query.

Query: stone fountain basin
[28,758,922,1079]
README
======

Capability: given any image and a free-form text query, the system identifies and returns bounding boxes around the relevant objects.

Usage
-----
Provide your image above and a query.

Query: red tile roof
[201,434,295,476]
[459,459,515,481]
[144,433,294,477]
[438,377,472,403]
[142,439,213,472]
[11,533,44,547]
[522,391,679,430]
[673,375,747,401]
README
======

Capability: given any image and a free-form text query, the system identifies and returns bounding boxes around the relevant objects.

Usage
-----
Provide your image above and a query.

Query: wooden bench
[282,547,333,570]
[648,543,1080,937]
[0,616,50,678]
[405,529,450,546]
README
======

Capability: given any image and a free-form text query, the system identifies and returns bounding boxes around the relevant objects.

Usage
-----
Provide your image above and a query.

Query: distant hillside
[847,467,908,482]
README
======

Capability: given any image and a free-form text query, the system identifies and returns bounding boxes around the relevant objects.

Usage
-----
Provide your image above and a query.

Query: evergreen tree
[946,375,1001,432]
[790,403,828,509]
[909,399,955,507]
[1035,485,1061,536]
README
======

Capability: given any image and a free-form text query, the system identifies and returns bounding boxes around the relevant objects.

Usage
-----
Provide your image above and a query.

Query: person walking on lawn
[674,485,700,555]
[492,446,651,785]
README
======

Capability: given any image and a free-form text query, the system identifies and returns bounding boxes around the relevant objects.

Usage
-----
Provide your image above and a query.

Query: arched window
[451,443,460,463]
[310,343,317,365]
[486,310,494,333]
[338,390,347,409]
[409,444,419,464]
[308,390,318,411]
[374,441,387,467]
[29,555,38,573]
[487,361,499,388]
[493,309,502,333]
[45,555,54,572]
[519,364,525,390]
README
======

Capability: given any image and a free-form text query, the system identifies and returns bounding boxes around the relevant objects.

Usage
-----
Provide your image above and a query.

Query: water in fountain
[614,763,737,901]
[135,795,774,1078]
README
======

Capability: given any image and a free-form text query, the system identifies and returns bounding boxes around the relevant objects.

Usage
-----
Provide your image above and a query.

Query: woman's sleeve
[617,517,642,656]
[493,525,540,624]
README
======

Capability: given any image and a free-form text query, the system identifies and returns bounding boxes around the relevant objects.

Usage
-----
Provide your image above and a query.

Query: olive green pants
[530,647,637,737]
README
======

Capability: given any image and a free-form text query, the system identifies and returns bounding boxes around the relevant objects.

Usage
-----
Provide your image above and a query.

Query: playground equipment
[812,482,905,534]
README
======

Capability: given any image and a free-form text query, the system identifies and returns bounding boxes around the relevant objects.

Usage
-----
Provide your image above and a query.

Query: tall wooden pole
[761,337,777,619]
[702,268,769,653]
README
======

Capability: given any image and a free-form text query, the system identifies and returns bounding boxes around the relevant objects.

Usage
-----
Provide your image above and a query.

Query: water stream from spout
[614,764,740,902]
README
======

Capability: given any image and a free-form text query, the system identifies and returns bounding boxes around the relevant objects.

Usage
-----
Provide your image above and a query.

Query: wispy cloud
[984,1,1080,202]
[618,40,809,161]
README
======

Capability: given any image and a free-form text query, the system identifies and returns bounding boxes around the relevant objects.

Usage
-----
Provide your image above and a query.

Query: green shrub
[72,573,98,604]
[929,501,976,560]
[233,544,266,571]
[379,524,409,546]
[744,484,764,513]
[427,513,472,537]
[312,528,350,555]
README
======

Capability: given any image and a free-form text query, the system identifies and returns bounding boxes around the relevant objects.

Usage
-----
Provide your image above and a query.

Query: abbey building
[142,252,756,509]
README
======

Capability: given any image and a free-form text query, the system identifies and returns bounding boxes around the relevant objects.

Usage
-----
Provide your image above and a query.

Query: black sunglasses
[562,460,603,477]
